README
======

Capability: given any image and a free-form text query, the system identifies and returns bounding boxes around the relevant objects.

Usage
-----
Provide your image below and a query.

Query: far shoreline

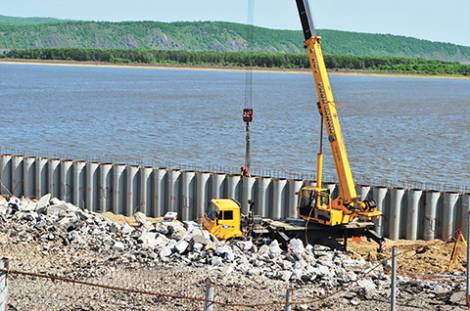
[1,58,469,80]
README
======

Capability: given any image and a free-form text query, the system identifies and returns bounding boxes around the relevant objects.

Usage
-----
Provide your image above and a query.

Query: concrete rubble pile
[0,194,465,307]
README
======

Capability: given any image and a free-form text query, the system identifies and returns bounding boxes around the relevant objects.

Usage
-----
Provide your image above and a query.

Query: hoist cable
[244,0,255,109]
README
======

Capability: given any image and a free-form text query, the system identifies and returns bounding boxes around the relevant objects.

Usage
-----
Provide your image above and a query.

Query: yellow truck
[202,198,385,251]
[200,199,244,240]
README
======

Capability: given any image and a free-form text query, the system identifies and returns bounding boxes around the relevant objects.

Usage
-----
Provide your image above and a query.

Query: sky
[1,0,469,46]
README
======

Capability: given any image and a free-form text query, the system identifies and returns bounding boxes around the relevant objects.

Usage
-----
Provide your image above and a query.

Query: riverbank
[1,58,469,80]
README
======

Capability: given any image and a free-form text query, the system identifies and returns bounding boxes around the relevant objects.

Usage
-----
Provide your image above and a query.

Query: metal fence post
[203,279,215,311]
[391,246,397,311]
[0,258,9,311]
[284,288,293,311]
[467,212,470,308]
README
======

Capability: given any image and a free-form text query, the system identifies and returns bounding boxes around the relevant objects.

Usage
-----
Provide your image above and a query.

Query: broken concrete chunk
[138,231,159,250]
[191,230,210,245]
[268,240,282,258]
[121,223,134,235]
[159,246,173,260]
[258,244,269,256]
[216,245,235,262]
[193,242,204,253]
[183,221,200,233]
[175,240,189,254]
[163,212,178,221]
[38,194,52,210]
[168,222,187,240]
[210,256,223,267]
[47,202,79,217]
[289,238,305,258]
[236,240,254,252]
[134,212,151,229]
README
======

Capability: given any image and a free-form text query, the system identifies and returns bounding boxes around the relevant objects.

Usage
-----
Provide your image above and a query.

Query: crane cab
[298,186,382,226]
[298,186,349,226]
[201,199,244,240]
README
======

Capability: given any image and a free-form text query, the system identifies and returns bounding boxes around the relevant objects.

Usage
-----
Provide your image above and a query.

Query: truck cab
[201,199,244,240]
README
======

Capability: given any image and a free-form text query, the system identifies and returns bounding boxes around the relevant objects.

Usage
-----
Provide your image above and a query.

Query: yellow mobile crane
[295,0,381,225]
[202,0,384,250]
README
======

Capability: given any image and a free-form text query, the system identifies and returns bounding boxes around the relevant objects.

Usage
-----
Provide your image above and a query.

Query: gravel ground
[0,195,468,310]
[2,241,467,311]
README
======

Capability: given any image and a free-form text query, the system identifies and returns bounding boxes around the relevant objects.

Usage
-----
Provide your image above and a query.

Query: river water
[0,63,469,191]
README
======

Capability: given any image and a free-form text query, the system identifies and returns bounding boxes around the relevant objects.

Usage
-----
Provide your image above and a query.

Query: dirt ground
[348,238,466,277]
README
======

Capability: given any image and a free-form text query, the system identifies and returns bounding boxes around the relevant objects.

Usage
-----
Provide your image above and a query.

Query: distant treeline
[3,48,470,76]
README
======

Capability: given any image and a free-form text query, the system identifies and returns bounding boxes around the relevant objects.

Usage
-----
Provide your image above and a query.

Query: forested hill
[0,15,67,25]
[1,16,470,63]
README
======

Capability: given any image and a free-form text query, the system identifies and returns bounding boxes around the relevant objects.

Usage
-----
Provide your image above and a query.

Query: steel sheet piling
[241,176,255,215]
[99,163,113,213]
[0,155,12,196]
[86,162,99,212]
[35,157,48,198]
[60,160,73,202]
[359,185,371,201]
[112,164,126,215]
[23,157,35,198]
[272,178,287,219]
[423,191,440,240]
[462,193,470,237]
[181,171,196,221]
[406,189,422,240]
[288,179,303,218]
[72,161,86,208]
[373,187,388,236]
[2,152,470,244]
[166,169,181,214]
[196,172,210,218]
[256,177,271,217]
[47,158,60,198]
[126,165,139,216]
[153,168,167,217]
[442,192,460,241]
[211,173,225,200]
[11,155,24,197]
[139,167,153,215]
[390,188,405,240]
[226,174,241,202]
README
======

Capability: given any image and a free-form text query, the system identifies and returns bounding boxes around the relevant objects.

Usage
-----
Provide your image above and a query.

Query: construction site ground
[0,234,466,310]
[348,238,466,277]
[0,203,467,311]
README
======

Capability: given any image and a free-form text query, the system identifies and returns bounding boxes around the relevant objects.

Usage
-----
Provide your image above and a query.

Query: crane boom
[296,0,357,203]
[295,0,380,225]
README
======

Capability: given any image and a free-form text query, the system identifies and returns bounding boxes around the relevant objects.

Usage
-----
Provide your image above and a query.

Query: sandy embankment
[1,58,469,80]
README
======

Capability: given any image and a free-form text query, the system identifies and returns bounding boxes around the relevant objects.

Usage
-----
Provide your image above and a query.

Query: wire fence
[0,242,465,311]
